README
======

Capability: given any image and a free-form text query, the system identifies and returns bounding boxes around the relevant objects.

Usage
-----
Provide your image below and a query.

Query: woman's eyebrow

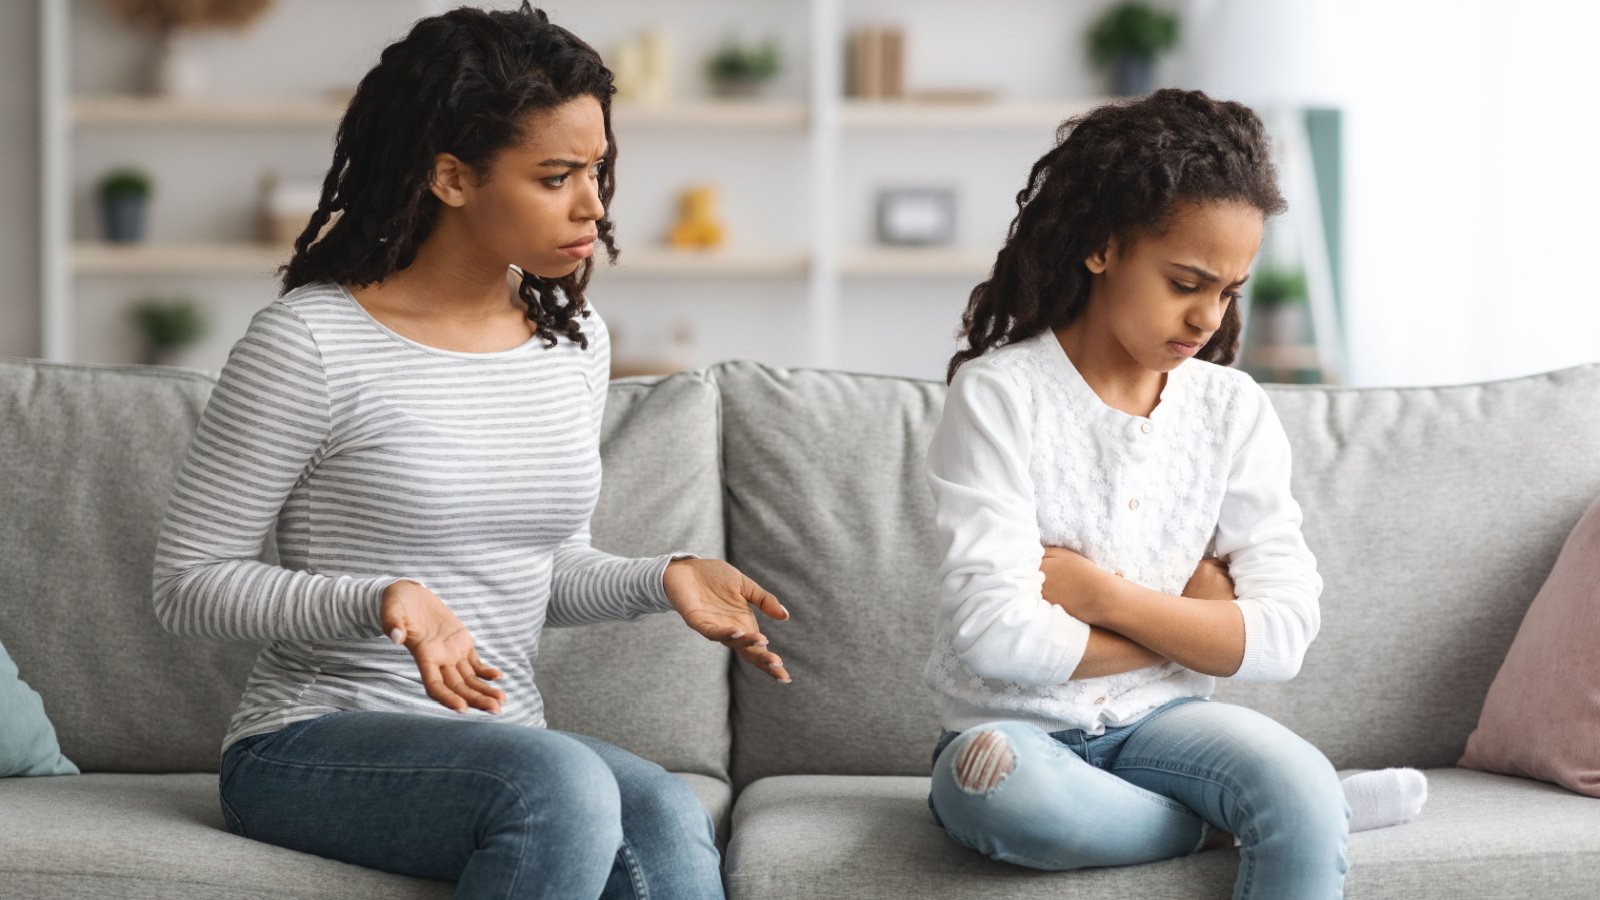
[536,157,586,169]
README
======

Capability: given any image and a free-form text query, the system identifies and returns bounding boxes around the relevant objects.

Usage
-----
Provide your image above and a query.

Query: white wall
[1,1,40,358]
[1338,0,1600,386]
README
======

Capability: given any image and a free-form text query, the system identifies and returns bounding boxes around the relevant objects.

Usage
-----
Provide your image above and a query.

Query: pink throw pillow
[1459,493,1600,796]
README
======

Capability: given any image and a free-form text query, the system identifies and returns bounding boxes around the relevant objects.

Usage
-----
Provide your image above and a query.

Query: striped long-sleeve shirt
[153,281,680,753]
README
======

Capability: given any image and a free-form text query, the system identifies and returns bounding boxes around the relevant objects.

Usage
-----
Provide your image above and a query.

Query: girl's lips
[1169,340,1201,358]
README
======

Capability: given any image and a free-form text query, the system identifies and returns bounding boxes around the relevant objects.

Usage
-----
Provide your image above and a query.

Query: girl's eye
[1224,291,1242,303]
[1171,280,1199,294]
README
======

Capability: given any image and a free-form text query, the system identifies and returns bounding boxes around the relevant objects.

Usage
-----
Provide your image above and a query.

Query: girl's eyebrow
[1168,262,1249,286]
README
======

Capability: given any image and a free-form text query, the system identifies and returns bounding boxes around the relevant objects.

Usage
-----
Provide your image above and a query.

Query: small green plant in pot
[99,167,154,243]
[706,38,781,97]
[129,296,208,366]
[1249,267,1309,346]
[1087,2,1180,96]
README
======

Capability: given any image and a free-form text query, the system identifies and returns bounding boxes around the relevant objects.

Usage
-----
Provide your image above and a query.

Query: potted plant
[102,0,275,97]
[1248,266,1310,346]
[706,37,781,98]
[99,168,154,243]
[129,296,208,366]
[1087,2,1180,96]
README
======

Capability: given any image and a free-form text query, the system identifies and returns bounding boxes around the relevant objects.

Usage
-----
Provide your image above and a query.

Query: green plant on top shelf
[1250,267,1309,308]
[706,38,781,95]
[1087,2,1180,95]
[98,167,153,201]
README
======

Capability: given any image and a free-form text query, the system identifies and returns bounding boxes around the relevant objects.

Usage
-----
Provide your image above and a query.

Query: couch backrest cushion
[715,362,948,788]
[1214,365,1600,768]
[537,372,732,780]
[717,361,1600,780]
[0,358,256,772]
[0,359,730,778]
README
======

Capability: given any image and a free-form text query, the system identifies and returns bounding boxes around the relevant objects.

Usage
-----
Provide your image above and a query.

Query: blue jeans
[219,710,722,900]
[929,698,1349,899]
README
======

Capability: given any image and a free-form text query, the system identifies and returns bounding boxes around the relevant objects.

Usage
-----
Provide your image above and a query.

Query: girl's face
[447,95,609,279]
[1084,200,1264,373]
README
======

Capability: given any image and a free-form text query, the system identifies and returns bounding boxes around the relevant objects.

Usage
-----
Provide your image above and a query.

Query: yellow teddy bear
[668,184,726,250]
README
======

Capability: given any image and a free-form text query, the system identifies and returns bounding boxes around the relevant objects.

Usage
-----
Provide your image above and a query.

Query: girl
[152,6,788,898]
[922,89,1425,897]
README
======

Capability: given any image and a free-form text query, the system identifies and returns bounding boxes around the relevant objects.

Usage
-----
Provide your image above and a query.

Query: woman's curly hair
[947,88,1284,382]
[280,2,616,350]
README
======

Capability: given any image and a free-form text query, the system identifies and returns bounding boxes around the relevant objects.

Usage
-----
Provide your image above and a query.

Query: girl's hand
[664,559,792,683]
[381,579,506,714]
[1184,557,1237,602]
[1040,546,1115,623]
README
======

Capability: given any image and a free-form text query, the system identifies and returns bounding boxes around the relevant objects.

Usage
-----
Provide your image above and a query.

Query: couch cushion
[538,371,733,780]
[0,358,257,773]
[724,769,1600,899]
[714,362,948,788]
[1216,364,1600,769]
[0,357,729,778]
[0,771,730,899]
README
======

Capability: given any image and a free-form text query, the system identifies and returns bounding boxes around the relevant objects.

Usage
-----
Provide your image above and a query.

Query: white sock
[1341,768,1428,832]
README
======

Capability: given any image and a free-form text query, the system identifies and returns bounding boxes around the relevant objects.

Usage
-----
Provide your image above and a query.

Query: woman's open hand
[381,579,506,714]
[665,559,792,683]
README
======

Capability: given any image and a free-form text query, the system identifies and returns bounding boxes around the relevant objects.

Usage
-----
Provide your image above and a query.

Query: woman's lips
[559,236,595,259]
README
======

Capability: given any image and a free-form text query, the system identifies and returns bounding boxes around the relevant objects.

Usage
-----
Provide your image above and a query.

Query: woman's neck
[355,221,519,322]
[1054,319,1165,418]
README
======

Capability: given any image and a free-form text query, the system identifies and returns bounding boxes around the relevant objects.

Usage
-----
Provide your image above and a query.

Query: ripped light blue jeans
[929,698,1350,899]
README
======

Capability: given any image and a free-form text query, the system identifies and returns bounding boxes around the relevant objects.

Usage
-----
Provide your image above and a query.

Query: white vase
[153,29,206,98]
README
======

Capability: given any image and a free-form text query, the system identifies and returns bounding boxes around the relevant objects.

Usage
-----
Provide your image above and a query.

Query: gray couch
[4,354,1600,899]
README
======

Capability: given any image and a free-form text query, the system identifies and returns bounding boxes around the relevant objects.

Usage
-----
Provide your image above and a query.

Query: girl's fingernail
[768,661,783,669]
[779,677,792,684]
[730,631,745,639]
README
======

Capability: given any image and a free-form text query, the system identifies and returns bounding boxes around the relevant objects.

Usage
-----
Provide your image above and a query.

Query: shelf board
[73,242,291,274]
[840,247,996,277]
[71,95,807,130]
[602,248,809,277]
[838,98,1110,130]
[72,242,808,278]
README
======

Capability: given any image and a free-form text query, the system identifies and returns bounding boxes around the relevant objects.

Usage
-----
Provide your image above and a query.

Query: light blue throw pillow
[0,636,79,776]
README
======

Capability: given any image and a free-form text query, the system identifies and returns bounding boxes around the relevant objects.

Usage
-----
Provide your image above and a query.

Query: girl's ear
[1084,238,1114,275]
[429,152,470,208]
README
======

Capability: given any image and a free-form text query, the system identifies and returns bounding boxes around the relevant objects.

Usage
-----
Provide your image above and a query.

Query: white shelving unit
[41,0,1233,378]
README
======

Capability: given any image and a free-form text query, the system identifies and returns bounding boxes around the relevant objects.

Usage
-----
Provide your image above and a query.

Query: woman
[152,6,786,898]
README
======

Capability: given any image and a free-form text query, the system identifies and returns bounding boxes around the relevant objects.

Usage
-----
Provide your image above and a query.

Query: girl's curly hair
[280,2,616,350]
[947,88,1285,382]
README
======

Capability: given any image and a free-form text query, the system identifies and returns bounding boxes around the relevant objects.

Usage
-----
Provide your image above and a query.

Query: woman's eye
[541,174,569,187]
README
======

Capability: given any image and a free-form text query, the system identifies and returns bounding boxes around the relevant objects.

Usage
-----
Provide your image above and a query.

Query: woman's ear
[429,153,470,208]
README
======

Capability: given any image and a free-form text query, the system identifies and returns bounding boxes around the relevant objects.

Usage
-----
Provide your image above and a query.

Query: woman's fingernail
[388,627,405,645]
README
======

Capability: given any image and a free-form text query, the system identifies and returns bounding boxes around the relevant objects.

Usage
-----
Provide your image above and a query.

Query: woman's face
[1085,199,1264,373]
[451,95,609,280]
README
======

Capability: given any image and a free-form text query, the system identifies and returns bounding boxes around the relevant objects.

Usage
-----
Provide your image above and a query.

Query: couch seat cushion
[724,769,1600,899]
[0,771,730,899]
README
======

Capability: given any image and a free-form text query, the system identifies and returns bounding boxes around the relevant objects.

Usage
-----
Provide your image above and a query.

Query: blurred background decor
[97,166,151,243]
[101,0,274,97]
[128,294,207,365]
[610,27,672,104]
[876,187,955,247]
[668,184,727,251]
[1087,1,1179,96]
[705,35,780,98]
[1247,266,1308,347]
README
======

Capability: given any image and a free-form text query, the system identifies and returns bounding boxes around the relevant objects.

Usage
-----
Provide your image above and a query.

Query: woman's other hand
[1184,557,1237,601]
[664,559,792,683]
[381,579,506,714]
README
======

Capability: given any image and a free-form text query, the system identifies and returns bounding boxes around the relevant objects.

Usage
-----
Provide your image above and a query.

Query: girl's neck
[1054,319,1166,418]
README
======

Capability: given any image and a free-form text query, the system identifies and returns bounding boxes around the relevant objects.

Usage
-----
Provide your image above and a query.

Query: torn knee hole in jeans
[954,730,1015,794]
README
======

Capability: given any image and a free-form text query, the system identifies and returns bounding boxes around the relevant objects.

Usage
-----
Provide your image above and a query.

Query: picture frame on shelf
[875,186,955,246]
